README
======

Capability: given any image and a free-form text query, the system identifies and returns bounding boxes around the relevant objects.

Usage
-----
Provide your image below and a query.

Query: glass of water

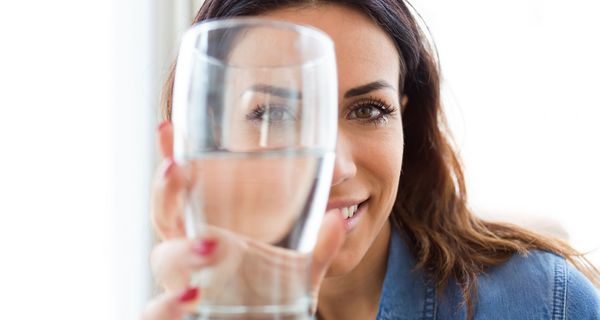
[171,18,338,319]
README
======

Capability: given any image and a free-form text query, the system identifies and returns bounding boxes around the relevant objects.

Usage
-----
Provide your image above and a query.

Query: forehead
[260,4,401,93]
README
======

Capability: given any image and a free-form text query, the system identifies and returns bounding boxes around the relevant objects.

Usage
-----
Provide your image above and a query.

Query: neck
[317,222,392,320]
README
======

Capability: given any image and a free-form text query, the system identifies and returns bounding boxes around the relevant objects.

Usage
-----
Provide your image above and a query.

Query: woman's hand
[142,122,346,320]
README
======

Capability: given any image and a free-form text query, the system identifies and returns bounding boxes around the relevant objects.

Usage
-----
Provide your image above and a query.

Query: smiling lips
[326,200,367,220]
[326,200,368,232]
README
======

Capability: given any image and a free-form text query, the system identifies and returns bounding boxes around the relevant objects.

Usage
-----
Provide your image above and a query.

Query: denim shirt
[377,228,600,319]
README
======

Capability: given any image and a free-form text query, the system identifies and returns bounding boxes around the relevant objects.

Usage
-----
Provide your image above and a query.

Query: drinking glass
[171,18,338,320]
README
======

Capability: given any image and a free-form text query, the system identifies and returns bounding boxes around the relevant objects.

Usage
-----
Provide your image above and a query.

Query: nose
[330,131,357,187]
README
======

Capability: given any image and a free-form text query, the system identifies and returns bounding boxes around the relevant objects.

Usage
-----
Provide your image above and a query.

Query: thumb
[310,211,346,288]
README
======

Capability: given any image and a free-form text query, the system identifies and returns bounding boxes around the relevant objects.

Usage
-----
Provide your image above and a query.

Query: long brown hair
[160,0,600,318]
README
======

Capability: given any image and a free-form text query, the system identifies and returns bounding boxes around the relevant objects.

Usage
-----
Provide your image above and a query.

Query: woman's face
[262,4,404,275]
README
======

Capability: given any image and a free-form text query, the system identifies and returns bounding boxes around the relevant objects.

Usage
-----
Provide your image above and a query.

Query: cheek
[357,128,404,196]
[325,127,403,275]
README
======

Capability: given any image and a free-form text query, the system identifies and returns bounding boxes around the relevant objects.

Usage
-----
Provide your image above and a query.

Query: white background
[0,0,597,319]
[412,0,600,263]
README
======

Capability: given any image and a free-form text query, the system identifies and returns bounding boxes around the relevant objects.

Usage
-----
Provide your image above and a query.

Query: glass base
[184,312,313,320]
[184,304,313,320]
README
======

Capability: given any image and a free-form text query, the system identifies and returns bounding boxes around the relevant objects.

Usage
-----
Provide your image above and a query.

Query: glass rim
[182,17,336,69]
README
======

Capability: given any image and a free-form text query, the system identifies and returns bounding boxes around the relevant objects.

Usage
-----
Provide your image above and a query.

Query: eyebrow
[344,80,396,98]
[247,80,395,100]
[247,84,302,99]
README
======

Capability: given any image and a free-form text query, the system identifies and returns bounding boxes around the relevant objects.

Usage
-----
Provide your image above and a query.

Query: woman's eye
[346,99,396,124]
[247,105,296,123]
[266,108,289,121]
[351,105,381,119]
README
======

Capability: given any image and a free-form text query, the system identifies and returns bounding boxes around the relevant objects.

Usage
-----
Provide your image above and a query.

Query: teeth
[341,205,359,219]
[342,207,350,219]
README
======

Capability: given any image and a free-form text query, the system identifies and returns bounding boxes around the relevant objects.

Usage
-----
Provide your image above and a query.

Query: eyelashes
[245,104,296,124]
[346,98,397,125]
[246,98,397,126]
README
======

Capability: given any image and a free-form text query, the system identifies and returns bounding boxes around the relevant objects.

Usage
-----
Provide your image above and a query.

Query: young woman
[144,1,600,319]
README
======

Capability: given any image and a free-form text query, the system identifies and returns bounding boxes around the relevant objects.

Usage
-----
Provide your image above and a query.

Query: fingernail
[192,239,218,256]
[178,287,199,303]
[157,120,170,132]
[161,158,175,177]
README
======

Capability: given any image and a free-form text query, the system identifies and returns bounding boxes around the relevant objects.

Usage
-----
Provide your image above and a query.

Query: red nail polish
[161,158,175,177]
[157,120,170,132]
[178,287,199,303]
[192,239,218,256]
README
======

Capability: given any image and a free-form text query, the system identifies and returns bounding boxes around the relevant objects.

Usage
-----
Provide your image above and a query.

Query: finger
[142,287,200,320]
[151,238,220,292]
[151,158,187,240]
[311,211,346,286]
[158,121,174,159]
